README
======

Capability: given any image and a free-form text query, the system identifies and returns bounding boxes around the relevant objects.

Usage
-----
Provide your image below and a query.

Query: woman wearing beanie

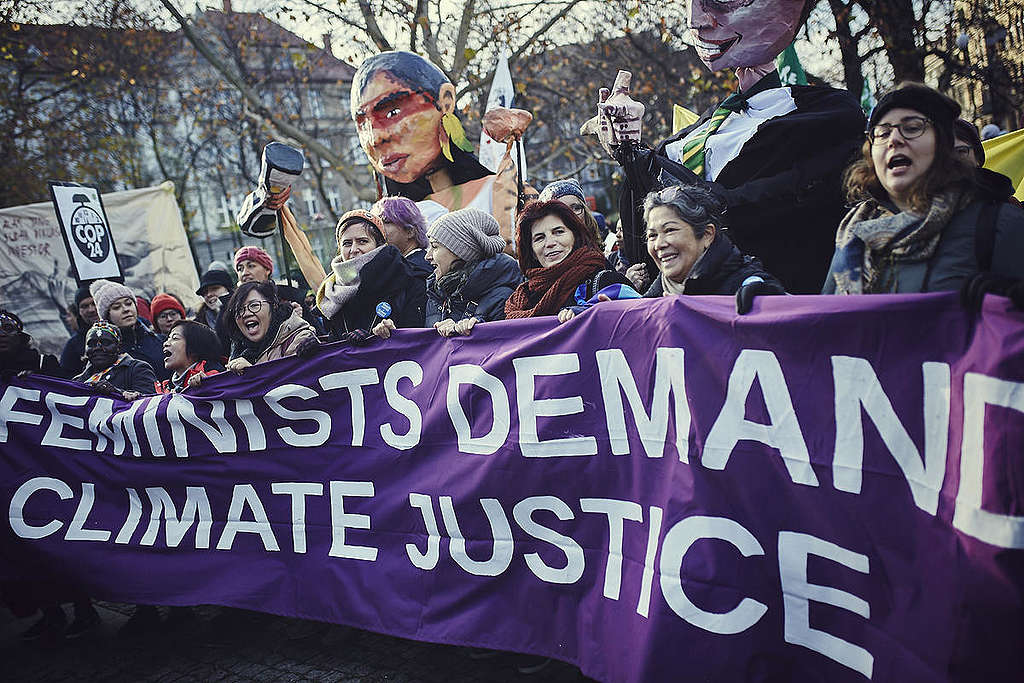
[539,178,603,246]
[415,209,521,337]
[372,196,433,281]
[233,246,274,284]
[89,279,169,381]
[505,200,630,322]
[316,209,426,336]
[824,82,1024,295]
[150,293,186,337]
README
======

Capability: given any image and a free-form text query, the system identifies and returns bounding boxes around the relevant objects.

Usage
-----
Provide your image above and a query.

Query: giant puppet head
[350,51,489,199]
[687,0,808,71]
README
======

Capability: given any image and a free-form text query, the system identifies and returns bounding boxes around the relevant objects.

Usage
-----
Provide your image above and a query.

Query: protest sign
[48,183,123,283]
[0,182,199,355]
[2,294,1023,682]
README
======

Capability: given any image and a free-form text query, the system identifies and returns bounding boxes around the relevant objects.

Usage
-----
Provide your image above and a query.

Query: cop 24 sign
[49,182,123,283]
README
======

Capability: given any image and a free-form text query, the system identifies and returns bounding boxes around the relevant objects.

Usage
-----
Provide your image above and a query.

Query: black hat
[868,82,960,142]
[74,283,93,306]
[196,269,235,296]
[953,118,985,165]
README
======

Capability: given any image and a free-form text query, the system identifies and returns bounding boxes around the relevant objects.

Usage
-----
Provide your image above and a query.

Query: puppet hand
[226,358,252,374]
[557,308,577,324]
[372,319,396,339]
[625,263,650,292]
[266,185,292,210]
[582,71,644,158]
[735,278,785,315]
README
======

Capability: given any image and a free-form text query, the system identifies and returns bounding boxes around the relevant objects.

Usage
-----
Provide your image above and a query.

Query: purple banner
[2,293,1024,682]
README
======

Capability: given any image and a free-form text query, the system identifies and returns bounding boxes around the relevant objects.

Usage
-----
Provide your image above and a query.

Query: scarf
[505,247,608,319]
[831,187,968,294]
[436,262,472,299]
[316,245,385,319]
[83,353,129,385]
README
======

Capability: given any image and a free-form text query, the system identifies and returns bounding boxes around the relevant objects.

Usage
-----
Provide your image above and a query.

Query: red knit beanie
[233,246,274,275]
[150,293,186,321]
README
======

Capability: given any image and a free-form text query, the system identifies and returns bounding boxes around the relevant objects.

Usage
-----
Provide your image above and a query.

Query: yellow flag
[672,104,700,135]
[982,128,1024,201]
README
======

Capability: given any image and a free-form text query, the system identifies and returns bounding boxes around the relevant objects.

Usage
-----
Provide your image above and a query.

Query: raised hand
[581,70,645,158]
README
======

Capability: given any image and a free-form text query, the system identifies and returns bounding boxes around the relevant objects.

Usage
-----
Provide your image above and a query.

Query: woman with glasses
[505,199,631,322]
[824,82,1024,295]
[640,184,783,311]
[224,281,318,372]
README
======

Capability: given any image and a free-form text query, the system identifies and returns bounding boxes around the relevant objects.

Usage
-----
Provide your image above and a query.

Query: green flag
[775,43,808,86]
[860,77,875,116]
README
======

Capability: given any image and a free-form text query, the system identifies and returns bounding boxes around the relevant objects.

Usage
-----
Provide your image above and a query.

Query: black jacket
[326,245,427,335]
[644,232,783,297]
[426,253,522,325]
[405,249,434,281]
[119,321,169,382]
[618,76,865,294]
[73,355,157,395]
[2,345,64,378]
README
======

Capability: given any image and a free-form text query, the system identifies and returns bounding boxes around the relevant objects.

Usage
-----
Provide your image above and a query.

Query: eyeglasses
[868,116,931,144]
[234,300,268,318]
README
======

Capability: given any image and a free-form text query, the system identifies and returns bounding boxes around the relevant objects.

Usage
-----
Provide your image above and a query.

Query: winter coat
[59,331,87,377]
[73,355,157,395]
[644,232,783,297]
[425,253,522,326]
[324,245,426,335]
[2,345,64,378]
[119,320,169,381]
[251,312,317,365]
[405,249,434,281]
[822,170,1024,294]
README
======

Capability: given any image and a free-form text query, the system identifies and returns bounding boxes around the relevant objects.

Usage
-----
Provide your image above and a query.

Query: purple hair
[372,196,428,250]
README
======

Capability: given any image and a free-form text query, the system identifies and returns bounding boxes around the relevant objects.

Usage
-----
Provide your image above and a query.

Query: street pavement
[1,602,587,682]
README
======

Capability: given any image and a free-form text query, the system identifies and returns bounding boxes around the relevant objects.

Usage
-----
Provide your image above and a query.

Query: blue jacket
[426,253,523,326]
[120,321,169,381]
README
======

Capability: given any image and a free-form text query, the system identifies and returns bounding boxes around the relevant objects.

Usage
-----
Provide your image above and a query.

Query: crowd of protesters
[1,80,1023,659]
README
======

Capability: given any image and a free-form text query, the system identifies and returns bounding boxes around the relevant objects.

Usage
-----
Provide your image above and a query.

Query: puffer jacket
[644,231,782,297]
[426,253,522,325]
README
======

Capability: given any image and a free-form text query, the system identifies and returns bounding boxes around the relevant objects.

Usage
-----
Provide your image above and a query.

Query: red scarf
[505,247,607,319]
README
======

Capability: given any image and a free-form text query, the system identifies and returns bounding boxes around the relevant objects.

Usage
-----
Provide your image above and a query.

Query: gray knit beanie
[427,209,506,263]
[89,279,135,322]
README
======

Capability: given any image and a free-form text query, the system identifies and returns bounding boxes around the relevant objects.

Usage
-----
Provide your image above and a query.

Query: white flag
[478,52,525,176]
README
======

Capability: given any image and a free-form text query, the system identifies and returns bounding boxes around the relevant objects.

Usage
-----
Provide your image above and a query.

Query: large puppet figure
[351,51,521,248]
[587,0,865,293]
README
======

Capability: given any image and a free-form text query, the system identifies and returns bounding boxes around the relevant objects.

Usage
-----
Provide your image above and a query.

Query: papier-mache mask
[688,0,808,71]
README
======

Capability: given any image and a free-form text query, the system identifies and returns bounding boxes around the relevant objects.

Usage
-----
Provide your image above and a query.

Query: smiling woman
[825,82,1024,295]
[225,281,318,371]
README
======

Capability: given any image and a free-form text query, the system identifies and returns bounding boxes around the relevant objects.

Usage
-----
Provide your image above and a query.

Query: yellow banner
[982,128,1024,201]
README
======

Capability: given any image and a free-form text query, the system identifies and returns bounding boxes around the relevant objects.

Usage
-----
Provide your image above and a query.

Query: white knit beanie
[89,279,135,321]
[427,209,505,263]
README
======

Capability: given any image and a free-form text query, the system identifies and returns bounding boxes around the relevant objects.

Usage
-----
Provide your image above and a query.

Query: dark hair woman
[225,281,318,373]
[504,200,629,322]
[824,82,1024,295]
[316,209,426,336]
[157,320,226,393]
[640,184,783,305]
